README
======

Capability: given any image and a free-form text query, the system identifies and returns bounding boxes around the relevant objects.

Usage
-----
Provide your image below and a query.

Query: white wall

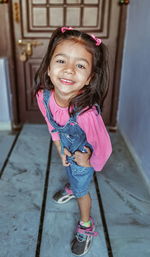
[0,58,12,130]
[118,0,150,182]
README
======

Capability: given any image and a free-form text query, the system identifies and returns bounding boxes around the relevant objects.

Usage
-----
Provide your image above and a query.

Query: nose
[63,63,75,75]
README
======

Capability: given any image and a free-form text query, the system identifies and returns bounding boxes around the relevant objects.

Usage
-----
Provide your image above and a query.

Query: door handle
[18,39,43,61]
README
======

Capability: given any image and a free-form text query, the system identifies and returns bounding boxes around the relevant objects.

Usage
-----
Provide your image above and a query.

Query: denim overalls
[43,89,94,198]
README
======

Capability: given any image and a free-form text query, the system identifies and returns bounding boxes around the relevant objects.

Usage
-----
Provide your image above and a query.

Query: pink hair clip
[61,27,73,33]
[90,34,102,46]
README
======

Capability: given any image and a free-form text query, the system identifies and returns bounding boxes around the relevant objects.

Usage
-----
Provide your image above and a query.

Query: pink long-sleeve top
[36,90,112,171]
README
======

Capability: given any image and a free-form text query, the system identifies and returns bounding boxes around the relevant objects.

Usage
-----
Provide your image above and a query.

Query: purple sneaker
[71,217,98,256]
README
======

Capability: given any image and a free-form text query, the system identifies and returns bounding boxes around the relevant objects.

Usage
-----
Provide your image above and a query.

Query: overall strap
[95,104,101,114]
[43,89,51,105]
[43,89,57,128]
[42,89,67,132]
[69,111,78,123]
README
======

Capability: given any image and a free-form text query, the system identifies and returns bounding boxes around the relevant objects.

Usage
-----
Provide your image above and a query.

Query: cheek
[48,62,55,77]
[47,66,51,77]
[83,72,92,82]
[48,67,56,79]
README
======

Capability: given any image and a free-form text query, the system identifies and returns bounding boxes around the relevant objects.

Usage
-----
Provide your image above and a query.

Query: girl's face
[48,40,92,100]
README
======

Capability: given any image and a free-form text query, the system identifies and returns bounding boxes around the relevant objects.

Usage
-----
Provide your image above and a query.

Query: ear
[47,66,51,77]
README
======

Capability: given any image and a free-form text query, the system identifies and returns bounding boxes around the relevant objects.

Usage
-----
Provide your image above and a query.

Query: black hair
[34,27,109,115]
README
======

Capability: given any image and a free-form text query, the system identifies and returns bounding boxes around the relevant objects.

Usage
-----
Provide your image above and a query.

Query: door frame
[8,2,128,130]
[109,5,128,130]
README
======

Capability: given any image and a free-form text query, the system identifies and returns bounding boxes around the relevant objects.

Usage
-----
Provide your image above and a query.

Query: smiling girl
[35,27,112,256]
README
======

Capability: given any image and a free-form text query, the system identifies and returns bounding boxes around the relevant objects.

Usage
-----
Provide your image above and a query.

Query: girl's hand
[73,147,92,167]
[54,140,71,167]
[54,140,92,167]
[61,148,72,167]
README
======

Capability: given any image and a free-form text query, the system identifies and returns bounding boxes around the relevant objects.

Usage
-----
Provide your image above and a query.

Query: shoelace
[76,224,94,242]
[76,231,87,242]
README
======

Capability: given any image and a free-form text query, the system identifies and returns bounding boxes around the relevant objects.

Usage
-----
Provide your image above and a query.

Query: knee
[77,192,91,200]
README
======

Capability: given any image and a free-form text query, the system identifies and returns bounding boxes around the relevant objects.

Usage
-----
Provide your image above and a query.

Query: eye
[77,64,86,69]
[56,59,65,64]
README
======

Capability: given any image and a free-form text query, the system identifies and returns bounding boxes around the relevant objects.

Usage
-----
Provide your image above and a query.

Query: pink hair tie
[61,27,73,33]
[90,34,102,46]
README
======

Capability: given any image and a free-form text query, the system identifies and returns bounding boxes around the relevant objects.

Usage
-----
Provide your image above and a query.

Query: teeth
[62,79,73,82]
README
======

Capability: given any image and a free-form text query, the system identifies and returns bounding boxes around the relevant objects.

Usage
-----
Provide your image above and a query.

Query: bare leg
[77,193,91,222]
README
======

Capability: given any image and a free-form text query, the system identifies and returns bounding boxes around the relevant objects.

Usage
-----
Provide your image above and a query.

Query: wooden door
[11,0,127,126]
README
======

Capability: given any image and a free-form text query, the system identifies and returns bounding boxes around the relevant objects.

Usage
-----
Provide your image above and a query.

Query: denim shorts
[65,161,94,198]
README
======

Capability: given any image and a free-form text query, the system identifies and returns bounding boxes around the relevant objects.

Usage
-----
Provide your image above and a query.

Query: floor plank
[96,132,150,257]
[0,131,16,171]
[40,144,109,257]
[0,125,50,257]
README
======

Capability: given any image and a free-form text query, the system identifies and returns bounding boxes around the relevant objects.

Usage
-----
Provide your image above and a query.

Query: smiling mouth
[60,78,75,85]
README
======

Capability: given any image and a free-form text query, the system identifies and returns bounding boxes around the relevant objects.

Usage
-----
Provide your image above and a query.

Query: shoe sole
[71,239,93,256]
[53,194,76,204]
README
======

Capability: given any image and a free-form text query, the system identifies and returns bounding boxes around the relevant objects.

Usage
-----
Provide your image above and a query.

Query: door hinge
[13,2,20,23]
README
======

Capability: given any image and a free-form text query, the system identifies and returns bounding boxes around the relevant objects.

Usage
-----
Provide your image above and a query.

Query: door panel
[11,0,126,125]
[22,0,110,37]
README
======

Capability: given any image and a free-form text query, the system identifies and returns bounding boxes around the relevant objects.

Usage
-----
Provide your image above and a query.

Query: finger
[74,147,91,155]
[74,150,89,158]
[62,158,70,166]
[63,162,70,167]
[62,154,69,166]
[84,147,92,158]
[64,148,72,156]
[84,146,91,154]
[73,151,81,157]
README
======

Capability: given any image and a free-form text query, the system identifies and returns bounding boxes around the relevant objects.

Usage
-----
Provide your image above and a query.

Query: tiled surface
[0,125,150,257]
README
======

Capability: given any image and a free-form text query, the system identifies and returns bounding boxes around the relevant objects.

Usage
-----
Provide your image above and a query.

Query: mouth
[60,78,75,85]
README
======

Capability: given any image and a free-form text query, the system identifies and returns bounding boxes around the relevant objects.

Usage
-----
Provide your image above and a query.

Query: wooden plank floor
[0,125,150,257]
